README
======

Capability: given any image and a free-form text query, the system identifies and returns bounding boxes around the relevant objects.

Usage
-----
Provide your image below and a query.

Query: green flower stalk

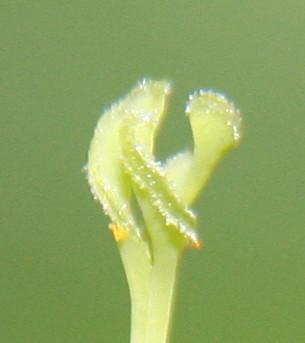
[86,79,242,343]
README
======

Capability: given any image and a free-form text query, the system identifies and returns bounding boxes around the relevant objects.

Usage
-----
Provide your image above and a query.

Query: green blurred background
[1,1,304,342]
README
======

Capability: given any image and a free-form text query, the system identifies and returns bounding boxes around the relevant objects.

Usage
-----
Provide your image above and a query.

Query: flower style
[86,79,242,343]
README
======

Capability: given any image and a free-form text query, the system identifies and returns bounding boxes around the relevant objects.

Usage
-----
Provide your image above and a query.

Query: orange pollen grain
[191,239,204,249]
[109,223,128,242]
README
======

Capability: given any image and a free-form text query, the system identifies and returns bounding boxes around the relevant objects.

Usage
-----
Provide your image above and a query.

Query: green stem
[130,248,179,343]
[119,205,184,343]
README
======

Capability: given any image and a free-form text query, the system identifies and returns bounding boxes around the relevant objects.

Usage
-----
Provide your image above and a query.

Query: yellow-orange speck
[109,223,128,242]
[191,239,204,249]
